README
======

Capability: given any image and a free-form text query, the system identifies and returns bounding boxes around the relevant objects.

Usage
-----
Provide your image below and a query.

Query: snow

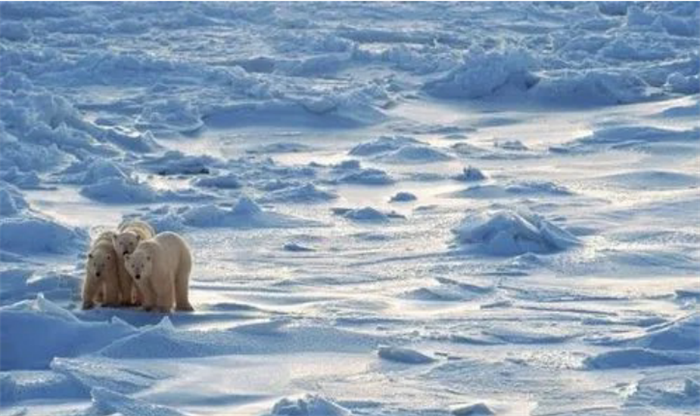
[1,2,699,416]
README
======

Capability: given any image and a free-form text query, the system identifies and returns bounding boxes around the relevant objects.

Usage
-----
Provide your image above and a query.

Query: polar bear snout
[134,274,141,280]
[96,271,101,277]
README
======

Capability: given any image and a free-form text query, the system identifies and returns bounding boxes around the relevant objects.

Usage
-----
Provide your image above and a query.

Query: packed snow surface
[1,2,699,416]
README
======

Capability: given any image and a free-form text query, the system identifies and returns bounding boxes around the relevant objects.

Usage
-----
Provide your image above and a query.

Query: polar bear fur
[124,231,194,312]
[82,231,120,309]
[113,220,156,306]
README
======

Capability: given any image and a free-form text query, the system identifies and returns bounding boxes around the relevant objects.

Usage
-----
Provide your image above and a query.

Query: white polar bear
[113,220,156,306]
[82,231,120,309]
[124,231,194,313]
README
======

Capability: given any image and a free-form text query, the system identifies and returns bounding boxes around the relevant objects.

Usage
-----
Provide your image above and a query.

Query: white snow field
[1,2,699,415]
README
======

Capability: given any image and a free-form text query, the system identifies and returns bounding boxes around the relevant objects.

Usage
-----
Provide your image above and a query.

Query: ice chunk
[336,168,394,185]
[349,135,420,156]
[0,216,87,255]
[0,296,136,370]
[452,402,495,416]
[453,166,487,182]
[378,346,435,364]
[389,192,417,202]
[259,183,338,203]
[333,207,405,222]
[90,387,186,416]
[378,145,452,164]
[424,49,537,99]
[269,394,352,416]
[192,173,242,189]
[453,208,579,255]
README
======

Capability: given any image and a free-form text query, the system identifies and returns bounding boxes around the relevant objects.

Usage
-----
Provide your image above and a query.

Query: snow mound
[0,21,32,42]
[247,142,313,154]
[390,192,417,202]
[139,151,219,176]
[90,387,186,416]
[59,158,130,185]
[453,208,579,256]
[283,242,315,252]
[454,166,487,182]
[452,402,495,416]
[136,99,203,134]
[0,295,136,370]
[494,139,528,151]
[533,70,658,106]
[259,183,338,203]
[378,145,452,164]
[0,216,87,255]
[348,135,450,164]
[269,394,352,416]
[348,135,420,156]
[448,181,573,199]
[0,167,42,189]
[583,348,700,370]
[80,176,159,203]
[335,168,394,185]
[142,197,318,230]
[192,173,242,189]
[333,207,405,223]
[424,49,537,99]
[51,357,165,396]
[591,314,700,351]
[600,170,700,190]
[378,346,435,364]
[0,183,28,216]
[552,126,700,154]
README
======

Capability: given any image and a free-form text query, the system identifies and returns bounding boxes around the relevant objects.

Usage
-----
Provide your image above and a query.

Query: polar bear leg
[174,256,194,312]
[131,285,142,306]
[82,278,100,310]
[139,282,156,312]
[119,273,133,306]
[154,274,175,313]
[103,276,120,307]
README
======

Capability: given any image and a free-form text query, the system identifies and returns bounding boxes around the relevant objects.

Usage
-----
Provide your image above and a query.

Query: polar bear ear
[135,234,141,242]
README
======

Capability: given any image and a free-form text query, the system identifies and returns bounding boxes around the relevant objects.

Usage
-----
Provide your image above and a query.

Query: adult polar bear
[113,220,156,305]
[83,231,120,309]
[124,232,194,312]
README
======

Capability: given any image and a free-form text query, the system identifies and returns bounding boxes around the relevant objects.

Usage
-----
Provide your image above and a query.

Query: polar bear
[113,220,156,306]
[124,231,194,312]
[82,231,120,309]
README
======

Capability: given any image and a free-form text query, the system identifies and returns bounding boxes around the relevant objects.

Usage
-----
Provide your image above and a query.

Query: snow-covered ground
[1,2,699,415]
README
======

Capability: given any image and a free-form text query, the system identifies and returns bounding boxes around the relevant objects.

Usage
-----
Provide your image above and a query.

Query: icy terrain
[1,2,699,415]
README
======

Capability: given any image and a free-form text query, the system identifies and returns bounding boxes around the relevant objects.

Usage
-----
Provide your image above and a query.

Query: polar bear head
[88,244,115,280]
[124,246,153,281]
[113,231,142,257]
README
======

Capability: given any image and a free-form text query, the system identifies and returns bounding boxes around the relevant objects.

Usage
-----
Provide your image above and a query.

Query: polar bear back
[143,232,190,272]
[118,220,155,241]
[93,231,117,248]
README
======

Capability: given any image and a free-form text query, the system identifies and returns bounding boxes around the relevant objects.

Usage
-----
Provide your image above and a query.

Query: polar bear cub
[82,231,120,309]
[113,220,156,306]
[124,231,194,312]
